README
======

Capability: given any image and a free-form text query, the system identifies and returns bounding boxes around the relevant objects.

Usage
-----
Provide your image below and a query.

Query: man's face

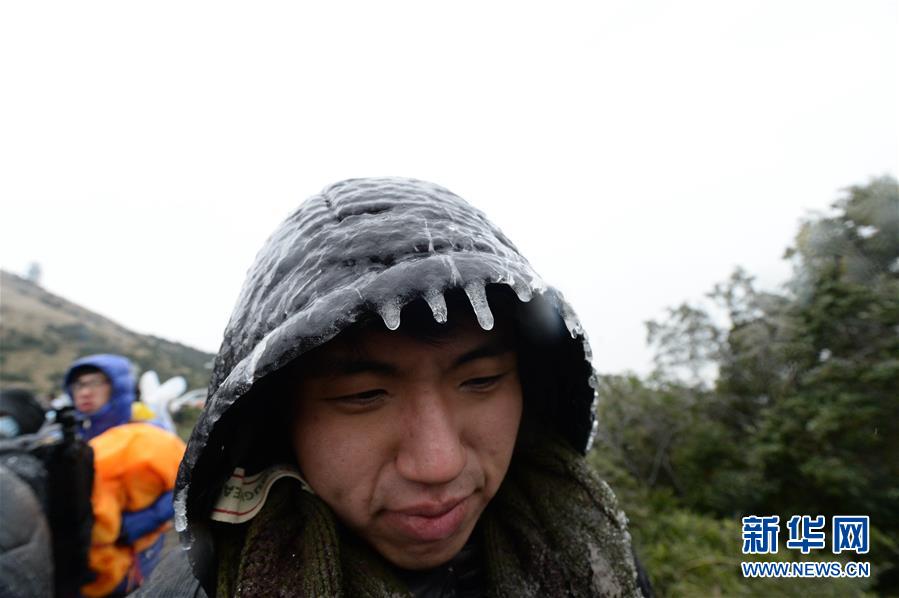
[71,372,112,415]
[290,313,523,569]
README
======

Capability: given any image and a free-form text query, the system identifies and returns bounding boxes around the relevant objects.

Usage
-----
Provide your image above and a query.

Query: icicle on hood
[176,177,601,579]
[64,353,135,441]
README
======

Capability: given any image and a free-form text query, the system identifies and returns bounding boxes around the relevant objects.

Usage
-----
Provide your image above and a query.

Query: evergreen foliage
[592,176,898,594]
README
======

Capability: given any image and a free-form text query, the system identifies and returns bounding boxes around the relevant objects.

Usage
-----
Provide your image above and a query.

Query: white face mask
[0,415,21,439]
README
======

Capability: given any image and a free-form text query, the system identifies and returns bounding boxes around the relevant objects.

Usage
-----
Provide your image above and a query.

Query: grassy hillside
[0,270,214,397]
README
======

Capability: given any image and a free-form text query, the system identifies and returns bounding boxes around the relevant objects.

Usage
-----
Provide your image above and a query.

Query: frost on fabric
[545,288,601,452]
[588,543,624,596]
[442,254,463,285]
[246,334,270,384]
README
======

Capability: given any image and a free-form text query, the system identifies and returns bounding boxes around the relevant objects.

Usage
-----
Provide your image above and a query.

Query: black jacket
[0,464,54,598]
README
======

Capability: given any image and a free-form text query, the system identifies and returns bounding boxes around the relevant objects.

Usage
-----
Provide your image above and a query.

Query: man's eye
[462,374,505,391]
[334,389,387,404]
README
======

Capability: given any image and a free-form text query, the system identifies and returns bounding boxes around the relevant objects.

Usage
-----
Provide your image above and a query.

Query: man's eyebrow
[308,356,398,379]
[451,338,514,369]
[303,337,514,378]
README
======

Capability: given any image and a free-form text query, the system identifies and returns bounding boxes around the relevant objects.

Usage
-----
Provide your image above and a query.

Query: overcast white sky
[1,1,896,376]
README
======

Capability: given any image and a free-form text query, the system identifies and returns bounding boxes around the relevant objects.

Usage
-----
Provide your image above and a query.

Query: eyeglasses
[70,377,110,392]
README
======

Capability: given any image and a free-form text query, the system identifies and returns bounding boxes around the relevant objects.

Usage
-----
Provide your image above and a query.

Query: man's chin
[380,533,472,571]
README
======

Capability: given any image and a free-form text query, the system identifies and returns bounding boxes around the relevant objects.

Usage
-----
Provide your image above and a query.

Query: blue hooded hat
[64,354,135,440]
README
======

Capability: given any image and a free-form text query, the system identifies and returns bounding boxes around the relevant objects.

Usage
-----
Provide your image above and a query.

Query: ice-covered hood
[63,353,135,441]
[176,177,600,579]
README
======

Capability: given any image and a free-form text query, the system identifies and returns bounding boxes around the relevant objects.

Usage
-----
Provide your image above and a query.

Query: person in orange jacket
[65,354,186,597]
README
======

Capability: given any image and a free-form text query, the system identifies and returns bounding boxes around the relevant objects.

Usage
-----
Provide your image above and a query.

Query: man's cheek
[298,434,368,488]
[476,394,522,435]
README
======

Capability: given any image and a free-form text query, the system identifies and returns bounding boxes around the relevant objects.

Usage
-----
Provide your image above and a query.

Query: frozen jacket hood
[176,177,600,581]
[64,353,135,441]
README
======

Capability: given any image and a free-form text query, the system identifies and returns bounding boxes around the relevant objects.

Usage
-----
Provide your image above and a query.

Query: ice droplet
[586,414,599,452]
[378,298,402,330]
[560,302,583,338]
[424,289,448,323]
[581,333,594,362]
[565,316,583,338]
[464,282,494,330]
[174,489,189,533]
[511,280,533,302]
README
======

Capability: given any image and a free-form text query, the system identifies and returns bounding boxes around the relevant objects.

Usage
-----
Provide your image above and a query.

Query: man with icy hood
[143,178,648,597]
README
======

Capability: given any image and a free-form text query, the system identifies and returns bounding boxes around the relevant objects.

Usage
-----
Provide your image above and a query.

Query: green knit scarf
[215,438,640,597]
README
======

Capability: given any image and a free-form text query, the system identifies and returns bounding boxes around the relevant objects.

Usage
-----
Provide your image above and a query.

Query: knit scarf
[215,438,640,597]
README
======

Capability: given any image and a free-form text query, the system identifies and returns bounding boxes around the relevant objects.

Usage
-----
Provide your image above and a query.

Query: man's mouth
[382,495,470,542]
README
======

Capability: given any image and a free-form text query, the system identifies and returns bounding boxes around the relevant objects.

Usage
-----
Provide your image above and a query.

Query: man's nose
[395,392,466,485]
